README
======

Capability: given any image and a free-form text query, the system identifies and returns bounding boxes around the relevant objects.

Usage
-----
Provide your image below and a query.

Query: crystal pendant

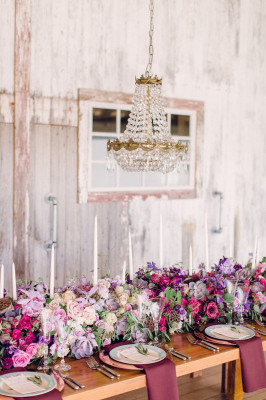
[107,75,188,174]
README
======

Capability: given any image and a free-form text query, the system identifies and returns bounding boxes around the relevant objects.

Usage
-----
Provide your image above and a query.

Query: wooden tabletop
[61,323,266,400]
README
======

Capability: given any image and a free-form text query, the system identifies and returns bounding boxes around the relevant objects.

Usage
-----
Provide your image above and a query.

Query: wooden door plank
[13,0,31,277]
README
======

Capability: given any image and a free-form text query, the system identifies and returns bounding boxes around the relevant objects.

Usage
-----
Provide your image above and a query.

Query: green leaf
[175,290,181,304]
[222,293,235,304]
[254,304,260,313]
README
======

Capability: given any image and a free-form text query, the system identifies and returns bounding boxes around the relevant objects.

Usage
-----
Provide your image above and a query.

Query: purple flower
[71,336,97,359]
[2,357,13,369]
[116,318,127,336]
[132,328,148,343]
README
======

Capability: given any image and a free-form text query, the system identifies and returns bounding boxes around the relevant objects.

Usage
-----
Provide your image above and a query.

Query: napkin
[235,336,266,393]
[211,326,250,340]
[105,342,179,400]
[118,347,159,363]
[1,374,44,394]
[0,368,62,400]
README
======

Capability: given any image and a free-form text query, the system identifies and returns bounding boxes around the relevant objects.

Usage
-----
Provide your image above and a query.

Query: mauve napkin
[105,342,179,400]
[0,368,62,400]
[205,324,266,393]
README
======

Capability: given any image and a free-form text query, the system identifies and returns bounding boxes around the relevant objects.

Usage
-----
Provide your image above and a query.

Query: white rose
[119,293,129,307]
[61,290,76,305]
[115,286,124,296]
[68,334,76,346]
[105,312,117,326]
[83,306,97,325]
[97,279,110,288]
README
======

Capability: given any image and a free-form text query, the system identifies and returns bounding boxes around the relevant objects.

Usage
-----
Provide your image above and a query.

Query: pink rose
[26,343,39,358]
[189,297,201,316]
[12,350,31,367]
[22,306,34,317]
[53,308,67,321]
[160,276,171,286]
[206,301,220,320]
[11,329,21,341]
[67,301,83,320]
[18,315,32,330]
[151,274,160,283]
[260,278,266,291]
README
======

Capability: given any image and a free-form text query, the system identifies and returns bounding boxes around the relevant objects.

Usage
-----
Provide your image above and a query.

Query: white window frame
[78,89,204,203]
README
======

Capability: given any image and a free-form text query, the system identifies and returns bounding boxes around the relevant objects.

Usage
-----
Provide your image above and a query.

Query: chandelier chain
[145,0,154,78]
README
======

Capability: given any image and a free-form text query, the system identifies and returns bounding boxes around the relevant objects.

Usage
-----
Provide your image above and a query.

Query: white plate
[0,372,57,397]
[109,344,166,365]
[205,324,255,341]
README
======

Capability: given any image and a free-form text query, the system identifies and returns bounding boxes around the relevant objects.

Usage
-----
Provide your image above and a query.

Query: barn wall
[0,0,266,289]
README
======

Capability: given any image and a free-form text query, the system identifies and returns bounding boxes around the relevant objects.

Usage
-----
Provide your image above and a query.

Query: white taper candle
[159,213,163,267]
[251,236,258,270]
[205,213,210,272]
[0,264,4,298]
[93,215,98,286]
[189,245,193,276]
[128,230,133,280]
[121,260,126,285]
[12,262,17,301]
[50,244,55,299]
[256,239,260,265]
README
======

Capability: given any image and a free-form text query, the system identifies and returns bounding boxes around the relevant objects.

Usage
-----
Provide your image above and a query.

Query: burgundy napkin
[105,342,179,400]
[204,324,266,393]
[0,368,62,400]
[232,336,266,393]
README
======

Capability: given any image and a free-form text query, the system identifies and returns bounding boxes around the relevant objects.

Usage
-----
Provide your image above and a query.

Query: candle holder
[38,308,51,371]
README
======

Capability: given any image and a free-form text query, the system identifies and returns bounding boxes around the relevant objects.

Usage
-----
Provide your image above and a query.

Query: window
[78,89,204,203]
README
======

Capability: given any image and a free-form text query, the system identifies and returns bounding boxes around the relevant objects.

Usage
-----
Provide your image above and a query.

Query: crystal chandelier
[107,0,188,174]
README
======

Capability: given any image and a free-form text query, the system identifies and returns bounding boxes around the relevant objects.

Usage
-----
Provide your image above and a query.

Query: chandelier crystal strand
[107,0,188,173]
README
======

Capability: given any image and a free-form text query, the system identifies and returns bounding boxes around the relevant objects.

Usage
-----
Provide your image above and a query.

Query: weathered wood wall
[0,0,266,291]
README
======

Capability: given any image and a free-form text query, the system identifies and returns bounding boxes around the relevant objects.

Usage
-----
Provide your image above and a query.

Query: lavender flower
[71,336,97,359]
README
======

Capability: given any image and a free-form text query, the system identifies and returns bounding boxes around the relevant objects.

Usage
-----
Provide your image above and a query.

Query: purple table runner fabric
[105,342,179,400]
[0,368,62,400]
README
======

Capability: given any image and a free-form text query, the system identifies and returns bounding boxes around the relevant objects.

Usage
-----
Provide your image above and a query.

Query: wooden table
[62,325,266,400]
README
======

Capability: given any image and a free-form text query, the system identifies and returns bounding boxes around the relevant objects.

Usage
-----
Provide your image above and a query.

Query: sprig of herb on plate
[27,375,42,386]
[135,343,148,355]
[231,326,241,333]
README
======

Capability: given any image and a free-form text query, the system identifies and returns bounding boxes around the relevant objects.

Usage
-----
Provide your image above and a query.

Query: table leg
[224,360,243,400]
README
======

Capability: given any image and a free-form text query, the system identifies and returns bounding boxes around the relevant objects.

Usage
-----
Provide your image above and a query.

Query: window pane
[121,110,130,133]
[171,114,190,137]
[91,163,116,187]
[145,172,166,187]
[92,136,111,161]
[181,140,191,161]
[93,108,116,133]
[119,170,142,187]
[168,165,190,186]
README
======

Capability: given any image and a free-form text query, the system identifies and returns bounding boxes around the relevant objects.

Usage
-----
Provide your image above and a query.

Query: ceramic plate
[100,350,142,370]
[205,324,255,341]
[109,344,166,365]
[0,372,57,397]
